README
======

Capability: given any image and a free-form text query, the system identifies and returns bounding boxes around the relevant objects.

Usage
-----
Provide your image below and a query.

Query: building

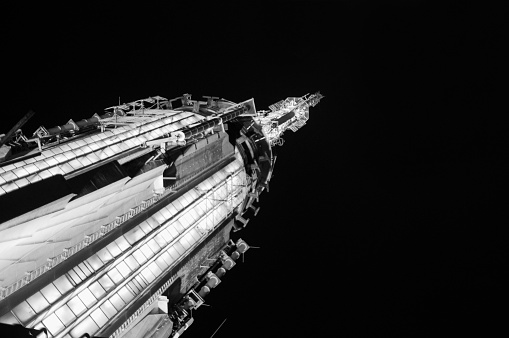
[0,92,322,338]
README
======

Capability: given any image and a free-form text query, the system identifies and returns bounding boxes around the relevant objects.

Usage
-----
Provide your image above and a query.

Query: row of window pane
[8,165,232,332]
[11,206,213,336]
[0,113,195,194]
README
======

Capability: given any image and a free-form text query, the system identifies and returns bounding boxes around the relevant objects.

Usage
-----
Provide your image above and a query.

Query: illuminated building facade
[0,92,322,338]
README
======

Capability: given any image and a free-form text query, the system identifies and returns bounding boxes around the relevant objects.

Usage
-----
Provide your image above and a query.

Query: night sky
[2,1,506,336]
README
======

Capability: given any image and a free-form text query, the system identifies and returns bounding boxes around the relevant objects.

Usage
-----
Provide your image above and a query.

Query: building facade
[0,92,322,338]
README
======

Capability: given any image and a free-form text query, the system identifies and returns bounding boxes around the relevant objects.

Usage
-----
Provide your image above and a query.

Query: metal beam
[0,110,35,147]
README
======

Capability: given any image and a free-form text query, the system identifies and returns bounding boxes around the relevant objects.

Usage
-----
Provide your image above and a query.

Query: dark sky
[2,1,506,336]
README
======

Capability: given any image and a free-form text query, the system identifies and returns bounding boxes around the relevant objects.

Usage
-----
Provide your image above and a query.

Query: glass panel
[0,311,20,325]
[26,291,50,313]
[77,155,92,167]
[140,244,154,259]
[141,268,156,283]
[179,236,192,250]
[89,281,106,299]
[78,288,97,308]
[67,296,87,317]
[166,203,178,217]
[66,269,82,285]
[171,199,184,211]
[134,275,148,289]
[109,293,126,311]
[100,300,117,319]
[98,274,115,292]
[70,316,99,338]
[146,216,160,229]
[132,250,147,265]
[115,236,130,251]
[106,241,122,257]
[40,282,62,303]
[179,192,191,204]
[116,261,131,278]
[160,251,174,266]
[196,200,207,214]
[159,207,171,220]
[124,226,146,244]
[124,255,140,271]
[42,312,65,336]
[72,266,86,281]
[147,238,162,252]
[182,213,196,228]
[173,242,185,255]
[90,308,109,328]
[174,219,186,232]
[78,262,92,276]
[55,304,76,326]
[11,301,36,324]
[187,208,199,222]
[117,286,135,304]
[154,233,168,248]
[188,228,201,242]
[139,221,152,234]
[96,247,114,264]
[83,259,96,273]
[127,280,141,295]
[148,262,162,277]
[131,276,144,292]
[53,275,73,294]
[160,229,173,243]
[154,255,168,271]
[107,268,124,285]
[60,162,74,174]
[167,246,181,260]
[167,226,179,239]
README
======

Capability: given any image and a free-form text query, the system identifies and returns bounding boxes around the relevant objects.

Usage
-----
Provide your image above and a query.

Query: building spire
[253,92,323,147]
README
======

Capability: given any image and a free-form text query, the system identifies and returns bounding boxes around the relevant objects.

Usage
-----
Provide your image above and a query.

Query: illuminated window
[140,244,155,259]
[78,288,97,308]
[108,293,125,311]
[26,292,50,313]
[89,281,106,299]
[115,236,130,252]
[124,255,140,271]
[147,238,162,252]
[131,250,147,265]
[100,300,117,319]
[67,296,87,317]
[116,261,131,278]
[55,304,76,326]
[42,312,65,336]
[98,274,115,292]
[90,308,109,327]
[106,241,122,257]
[141,267,156,283]
[11,301,36,324]
[53,275,73,294]
[40,283,62,303]
[117,286,135,304]
[107,268,124,285]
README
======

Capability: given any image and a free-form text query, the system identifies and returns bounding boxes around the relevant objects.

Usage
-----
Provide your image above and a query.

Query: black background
[1,1,506,336]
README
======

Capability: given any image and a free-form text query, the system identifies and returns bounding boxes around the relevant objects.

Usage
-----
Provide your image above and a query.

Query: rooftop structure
[0,92,322,338]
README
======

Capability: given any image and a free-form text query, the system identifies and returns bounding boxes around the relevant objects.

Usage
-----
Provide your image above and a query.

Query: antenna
[210,318,227,338]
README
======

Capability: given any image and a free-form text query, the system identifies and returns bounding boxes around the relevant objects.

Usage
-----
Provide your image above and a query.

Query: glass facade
[3,152,248,338]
